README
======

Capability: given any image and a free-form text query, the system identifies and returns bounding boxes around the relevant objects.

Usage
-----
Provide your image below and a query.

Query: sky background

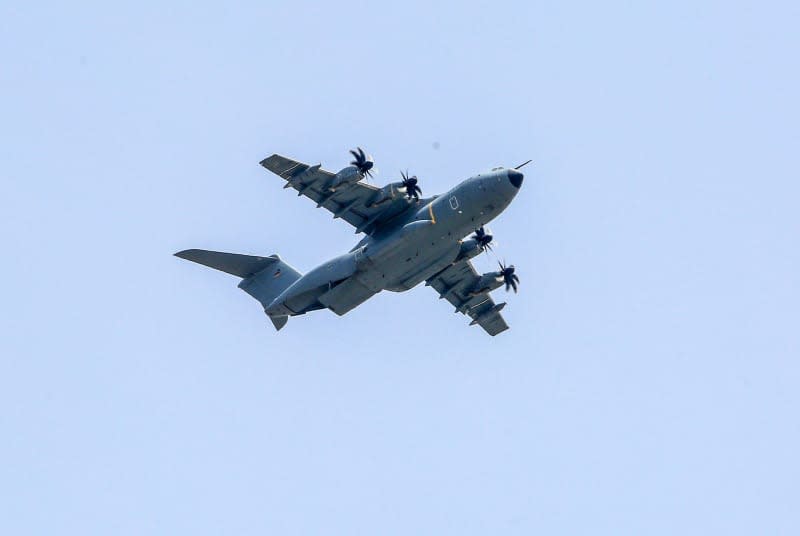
[1,1,798,534]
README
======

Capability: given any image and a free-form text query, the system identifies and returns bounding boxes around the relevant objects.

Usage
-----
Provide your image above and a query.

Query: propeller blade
[399,170,422,200]
[471,226,493,252]
[349,147,375,179]
[496,262,520,293]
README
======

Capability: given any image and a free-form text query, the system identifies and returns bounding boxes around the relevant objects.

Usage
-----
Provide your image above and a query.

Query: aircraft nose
[508,169,524,189]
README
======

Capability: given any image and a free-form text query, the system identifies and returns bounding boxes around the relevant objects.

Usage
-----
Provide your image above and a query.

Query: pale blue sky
[1,1,798,534]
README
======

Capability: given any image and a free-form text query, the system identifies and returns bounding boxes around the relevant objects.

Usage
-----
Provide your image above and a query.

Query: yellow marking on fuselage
[429,203,436,224]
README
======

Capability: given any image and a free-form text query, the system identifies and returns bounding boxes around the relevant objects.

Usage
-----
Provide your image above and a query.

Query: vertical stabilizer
[175,248,302,331]
[237,257,302,309]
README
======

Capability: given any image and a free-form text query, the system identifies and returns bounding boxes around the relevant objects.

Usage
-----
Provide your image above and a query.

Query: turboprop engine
[367,171,424,206]
[455,238,483,262]
[470,262,520,296]
[329,147,374,190]
[455,227,494,262]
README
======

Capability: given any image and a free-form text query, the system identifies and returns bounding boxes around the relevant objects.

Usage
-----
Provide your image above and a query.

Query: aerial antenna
[514,159,532,170]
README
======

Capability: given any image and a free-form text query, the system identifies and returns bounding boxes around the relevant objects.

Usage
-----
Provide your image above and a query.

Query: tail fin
[175,249,302,331]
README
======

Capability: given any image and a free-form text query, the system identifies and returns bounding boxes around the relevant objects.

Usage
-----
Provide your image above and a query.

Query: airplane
[175,148,525,336]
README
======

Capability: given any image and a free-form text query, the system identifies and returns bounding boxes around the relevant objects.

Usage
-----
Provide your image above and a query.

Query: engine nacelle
[367,181,405,207]
[471,272,504,295]
[330,165,362,189]
[455,238,483,262]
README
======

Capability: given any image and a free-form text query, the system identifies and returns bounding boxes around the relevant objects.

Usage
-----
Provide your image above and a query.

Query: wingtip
[259,153,279,167]
[174,249,196,259]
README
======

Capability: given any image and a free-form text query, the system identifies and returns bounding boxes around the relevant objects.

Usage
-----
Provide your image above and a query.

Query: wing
[260,154,409,235]
[426,259,510,336]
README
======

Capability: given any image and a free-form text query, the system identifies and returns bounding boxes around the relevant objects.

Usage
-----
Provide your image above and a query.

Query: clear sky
[1,1,798,534]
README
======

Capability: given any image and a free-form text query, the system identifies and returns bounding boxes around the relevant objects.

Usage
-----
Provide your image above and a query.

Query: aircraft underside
[176,146,524,336]
[287,237,461,316]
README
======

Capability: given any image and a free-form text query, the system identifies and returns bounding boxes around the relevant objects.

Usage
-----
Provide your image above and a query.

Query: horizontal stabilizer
[175,249,279,278]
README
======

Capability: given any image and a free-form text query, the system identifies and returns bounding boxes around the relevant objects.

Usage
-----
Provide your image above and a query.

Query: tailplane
[175,249,279,278]
[175,249,302,331]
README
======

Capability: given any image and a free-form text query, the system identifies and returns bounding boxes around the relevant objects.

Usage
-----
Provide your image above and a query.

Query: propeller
[471,226,493,252]
[400,170,422,200]
[349,147,374,179]
[498,261,520,293]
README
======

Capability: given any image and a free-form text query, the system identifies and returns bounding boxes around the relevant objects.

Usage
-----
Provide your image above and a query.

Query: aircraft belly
[355,206,469,292]
[284,286,327,314]
[318,277,377,316]
[378,241,460,292]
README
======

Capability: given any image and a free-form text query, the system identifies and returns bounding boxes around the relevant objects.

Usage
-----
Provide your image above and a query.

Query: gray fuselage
[265,168,523,317]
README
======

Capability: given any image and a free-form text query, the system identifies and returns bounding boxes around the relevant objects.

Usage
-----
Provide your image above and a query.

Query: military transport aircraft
[176,148,525,336]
